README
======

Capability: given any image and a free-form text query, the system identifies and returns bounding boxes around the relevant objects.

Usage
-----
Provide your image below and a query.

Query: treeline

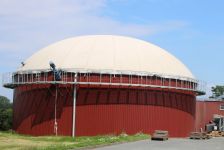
[210,85,224,99]
[0,96,13,130]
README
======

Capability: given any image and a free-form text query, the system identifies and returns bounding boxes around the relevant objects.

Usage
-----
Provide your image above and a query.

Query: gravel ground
[93,137,224,150]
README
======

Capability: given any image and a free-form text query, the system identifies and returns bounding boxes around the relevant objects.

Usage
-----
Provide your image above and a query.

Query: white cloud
[0,0,189,99]
[0,0,106,17]
[0,0,188,61]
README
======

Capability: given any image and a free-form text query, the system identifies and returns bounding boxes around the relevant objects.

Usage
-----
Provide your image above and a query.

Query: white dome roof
[18,35,195,79]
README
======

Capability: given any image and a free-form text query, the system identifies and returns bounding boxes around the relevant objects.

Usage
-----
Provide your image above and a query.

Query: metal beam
[72,73,77,138]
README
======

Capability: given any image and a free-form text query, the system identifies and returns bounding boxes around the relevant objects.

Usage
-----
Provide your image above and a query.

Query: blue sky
[0,0,224,100]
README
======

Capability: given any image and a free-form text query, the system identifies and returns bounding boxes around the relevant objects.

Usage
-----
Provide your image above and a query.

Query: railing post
[169,78,171,88]
[100,73,102,83]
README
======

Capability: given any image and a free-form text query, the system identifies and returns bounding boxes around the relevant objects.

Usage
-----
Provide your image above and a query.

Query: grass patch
[0,131,150,150]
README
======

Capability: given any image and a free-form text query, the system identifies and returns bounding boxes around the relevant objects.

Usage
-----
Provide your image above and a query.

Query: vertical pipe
[72,73,77,138]
[54,85,58,136]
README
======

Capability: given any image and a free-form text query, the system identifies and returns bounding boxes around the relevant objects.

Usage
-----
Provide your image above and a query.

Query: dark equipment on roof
[49,61,61,81]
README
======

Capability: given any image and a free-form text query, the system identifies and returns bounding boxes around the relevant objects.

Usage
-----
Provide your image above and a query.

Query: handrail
[1,71,206,95]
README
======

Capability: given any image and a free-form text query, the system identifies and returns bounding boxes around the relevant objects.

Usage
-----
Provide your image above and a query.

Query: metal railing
[1,70,206,95]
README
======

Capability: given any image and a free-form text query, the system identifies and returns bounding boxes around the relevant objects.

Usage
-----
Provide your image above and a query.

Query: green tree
[0,96,13,130]
[210,85,224,98]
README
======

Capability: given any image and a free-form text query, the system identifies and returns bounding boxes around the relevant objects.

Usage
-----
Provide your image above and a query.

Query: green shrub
[0,96,12,131]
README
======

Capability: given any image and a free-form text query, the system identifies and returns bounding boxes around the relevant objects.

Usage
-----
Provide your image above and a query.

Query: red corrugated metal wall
[76,105,194,137]
[13,85,196,137]
[75,87,195,137]
[13,84,73,136]
[195,101,224,131]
